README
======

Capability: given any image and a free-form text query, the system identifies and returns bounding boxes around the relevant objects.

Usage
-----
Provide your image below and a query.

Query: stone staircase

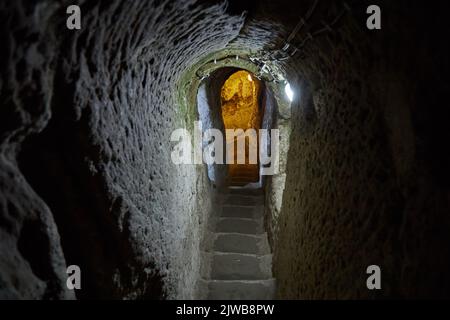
[201,189,276,300]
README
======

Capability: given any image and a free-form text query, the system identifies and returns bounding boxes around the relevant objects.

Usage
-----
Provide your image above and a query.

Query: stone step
[230,182,258,187]
[230,180,259,185]
[215,217,264,234]
[224,194,264,206]
[211,252,273,280]
[214,233,270,255]
[231,171,258,176]
[228,188,263,196]
[221,205,263,219]
[207,279,276,300]
[231,175,258,180]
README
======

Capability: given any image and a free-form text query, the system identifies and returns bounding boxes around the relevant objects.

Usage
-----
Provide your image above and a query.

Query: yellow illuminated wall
[221,70,261,185]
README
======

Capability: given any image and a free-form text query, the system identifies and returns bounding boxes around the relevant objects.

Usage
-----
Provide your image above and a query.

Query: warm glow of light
[221,70,261,185]
[285,82,294,102]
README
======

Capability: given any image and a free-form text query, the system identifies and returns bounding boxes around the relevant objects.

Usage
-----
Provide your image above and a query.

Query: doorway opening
[221,70,263,186]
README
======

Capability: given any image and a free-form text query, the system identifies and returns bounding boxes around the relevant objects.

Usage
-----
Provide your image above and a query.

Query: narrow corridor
[1,0,450,301]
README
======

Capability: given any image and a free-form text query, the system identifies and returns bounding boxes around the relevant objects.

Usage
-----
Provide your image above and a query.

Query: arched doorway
[221,70,262,186]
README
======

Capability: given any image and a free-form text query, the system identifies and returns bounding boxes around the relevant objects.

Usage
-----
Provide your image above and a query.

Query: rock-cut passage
[2,0,450,301]
[204,189,275,300]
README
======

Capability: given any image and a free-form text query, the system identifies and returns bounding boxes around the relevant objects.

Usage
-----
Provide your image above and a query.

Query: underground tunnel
[1,0,450,301]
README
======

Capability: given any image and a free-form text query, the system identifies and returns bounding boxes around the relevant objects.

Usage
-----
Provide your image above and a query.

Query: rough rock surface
[1,0,449,300]
[0,0,74,299]
[271,1,450,299]
[1,0,246,299]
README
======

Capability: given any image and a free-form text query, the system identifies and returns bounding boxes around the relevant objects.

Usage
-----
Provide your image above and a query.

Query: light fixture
[247,74,253,81]
[285,82,294,102]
